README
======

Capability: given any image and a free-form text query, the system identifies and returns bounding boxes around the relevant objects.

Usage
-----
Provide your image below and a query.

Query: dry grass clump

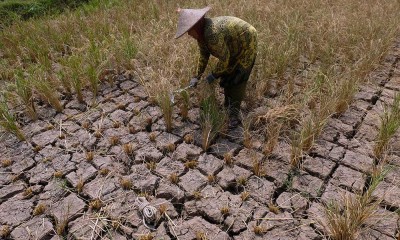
[253,159,266,177]
[30,67,63,113]
[253,104,299,128]
[110,219,121,230]
[193,191,202,200]
[184,133,194,144]
[236,176,247,186]
[149,132,157,142]
[53,171,63,178]
[184,160,198,169]
[113,120,121,128]
[117,103,125,110]
[99,168,110,176]
[373,93,400,161]
[120,178,132,190]
[55,213,69,236]
[334,78,359,115]
[241,191,250,201]
[253,224,264,235]
[196,231,207,240]
[13,70,37,120]
[23,187,33,199]
[156,85,174,132]
[1,159,12,168]
[94,129,103,138]
[33,203,46,216]
[263,122,283,156]
[207,174,216,184]
[82,120,91,129]
[169,173,180,184]
[128,125,138,134]
[89,199,103,211]
[199,91,228,151]
[179,89,190,120]
[123,143,135,156]
[223,152,233,165]
[322,169,385,240]
[0,97,25,141]
[241,113,253,148]
[33,145,42,153]
[0,225,10,238]
[158,204,168,217]
[11,173,21,182]
[268,201,280,214]
[253,104,298,156]
[85,151,94,161]
[138,233,154,240]
[146,161,157,171]
[220,206,230,216]
[109,136,120,146]
[165,142,176,152]
[76,178,84,193]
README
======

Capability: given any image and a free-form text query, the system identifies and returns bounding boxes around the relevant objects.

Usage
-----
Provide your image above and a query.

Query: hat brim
[175,6,210,39]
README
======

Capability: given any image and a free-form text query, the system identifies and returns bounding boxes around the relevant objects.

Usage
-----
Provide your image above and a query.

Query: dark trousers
[220,63,254,118]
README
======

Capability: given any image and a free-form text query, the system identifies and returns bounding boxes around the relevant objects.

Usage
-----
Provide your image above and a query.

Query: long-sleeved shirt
[195,16,258,79]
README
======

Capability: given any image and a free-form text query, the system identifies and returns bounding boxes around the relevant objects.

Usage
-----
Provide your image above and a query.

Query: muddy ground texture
[1,43,400,240]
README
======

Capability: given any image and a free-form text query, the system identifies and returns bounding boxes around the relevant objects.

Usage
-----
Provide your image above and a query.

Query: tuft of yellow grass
[120,178,132,190]
[33,203,46,216]
[1,159,12,168]
[240,191,250,201]
[373,93,400,161]
[322,167,387,240]
[169,172,180,184]
[156,84,174,133]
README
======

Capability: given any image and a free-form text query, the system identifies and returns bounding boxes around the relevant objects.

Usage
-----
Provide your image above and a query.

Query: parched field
[0,39,399,240]
[0,0,400,239]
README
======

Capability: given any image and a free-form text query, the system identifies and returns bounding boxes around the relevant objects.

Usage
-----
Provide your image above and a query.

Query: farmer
[175,6,258,128]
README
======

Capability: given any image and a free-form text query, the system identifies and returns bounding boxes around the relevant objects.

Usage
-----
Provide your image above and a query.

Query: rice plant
[323,167,388,240]
[63,54,84,103]
[263,122,282,156]
[14,69,37,120]
[199,90,227,151]
[112,33,138,69]
[373,93,400,161]
[0,0,399,182]
[289,135,303,169]
[334,77,359,115]
[85,40,107,101]
[55,70,72,98]
[30,67,63,113]
[156,87,174,132]
[0,95,26,141]
[179,89,190,121]
[241,112,253,148]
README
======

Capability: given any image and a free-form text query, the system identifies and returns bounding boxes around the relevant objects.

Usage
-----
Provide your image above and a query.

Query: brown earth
[1,41,400,239]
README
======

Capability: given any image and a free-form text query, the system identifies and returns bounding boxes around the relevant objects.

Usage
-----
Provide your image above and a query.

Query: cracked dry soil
[1,41,400,239]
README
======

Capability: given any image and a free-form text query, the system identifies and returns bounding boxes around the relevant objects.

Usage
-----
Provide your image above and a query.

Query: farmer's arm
[195,43,210,78]
[206,31,232,78]
[211,41,230,78]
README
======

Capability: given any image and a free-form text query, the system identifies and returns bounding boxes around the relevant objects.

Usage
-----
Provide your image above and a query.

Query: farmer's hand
[189,77,199,88]
[205,73,216,84]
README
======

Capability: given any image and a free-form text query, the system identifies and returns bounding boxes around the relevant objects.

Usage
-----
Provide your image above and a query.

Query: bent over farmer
[175,6,258,127]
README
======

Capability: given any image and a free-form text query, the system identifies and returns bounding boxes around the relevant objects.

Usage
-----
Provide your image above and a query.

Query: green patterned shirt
[195,16,258,79]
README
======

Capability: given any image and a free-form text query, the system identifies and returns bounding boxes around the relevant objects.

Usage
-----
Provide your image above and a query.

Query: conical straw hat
[175,6,210,39]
